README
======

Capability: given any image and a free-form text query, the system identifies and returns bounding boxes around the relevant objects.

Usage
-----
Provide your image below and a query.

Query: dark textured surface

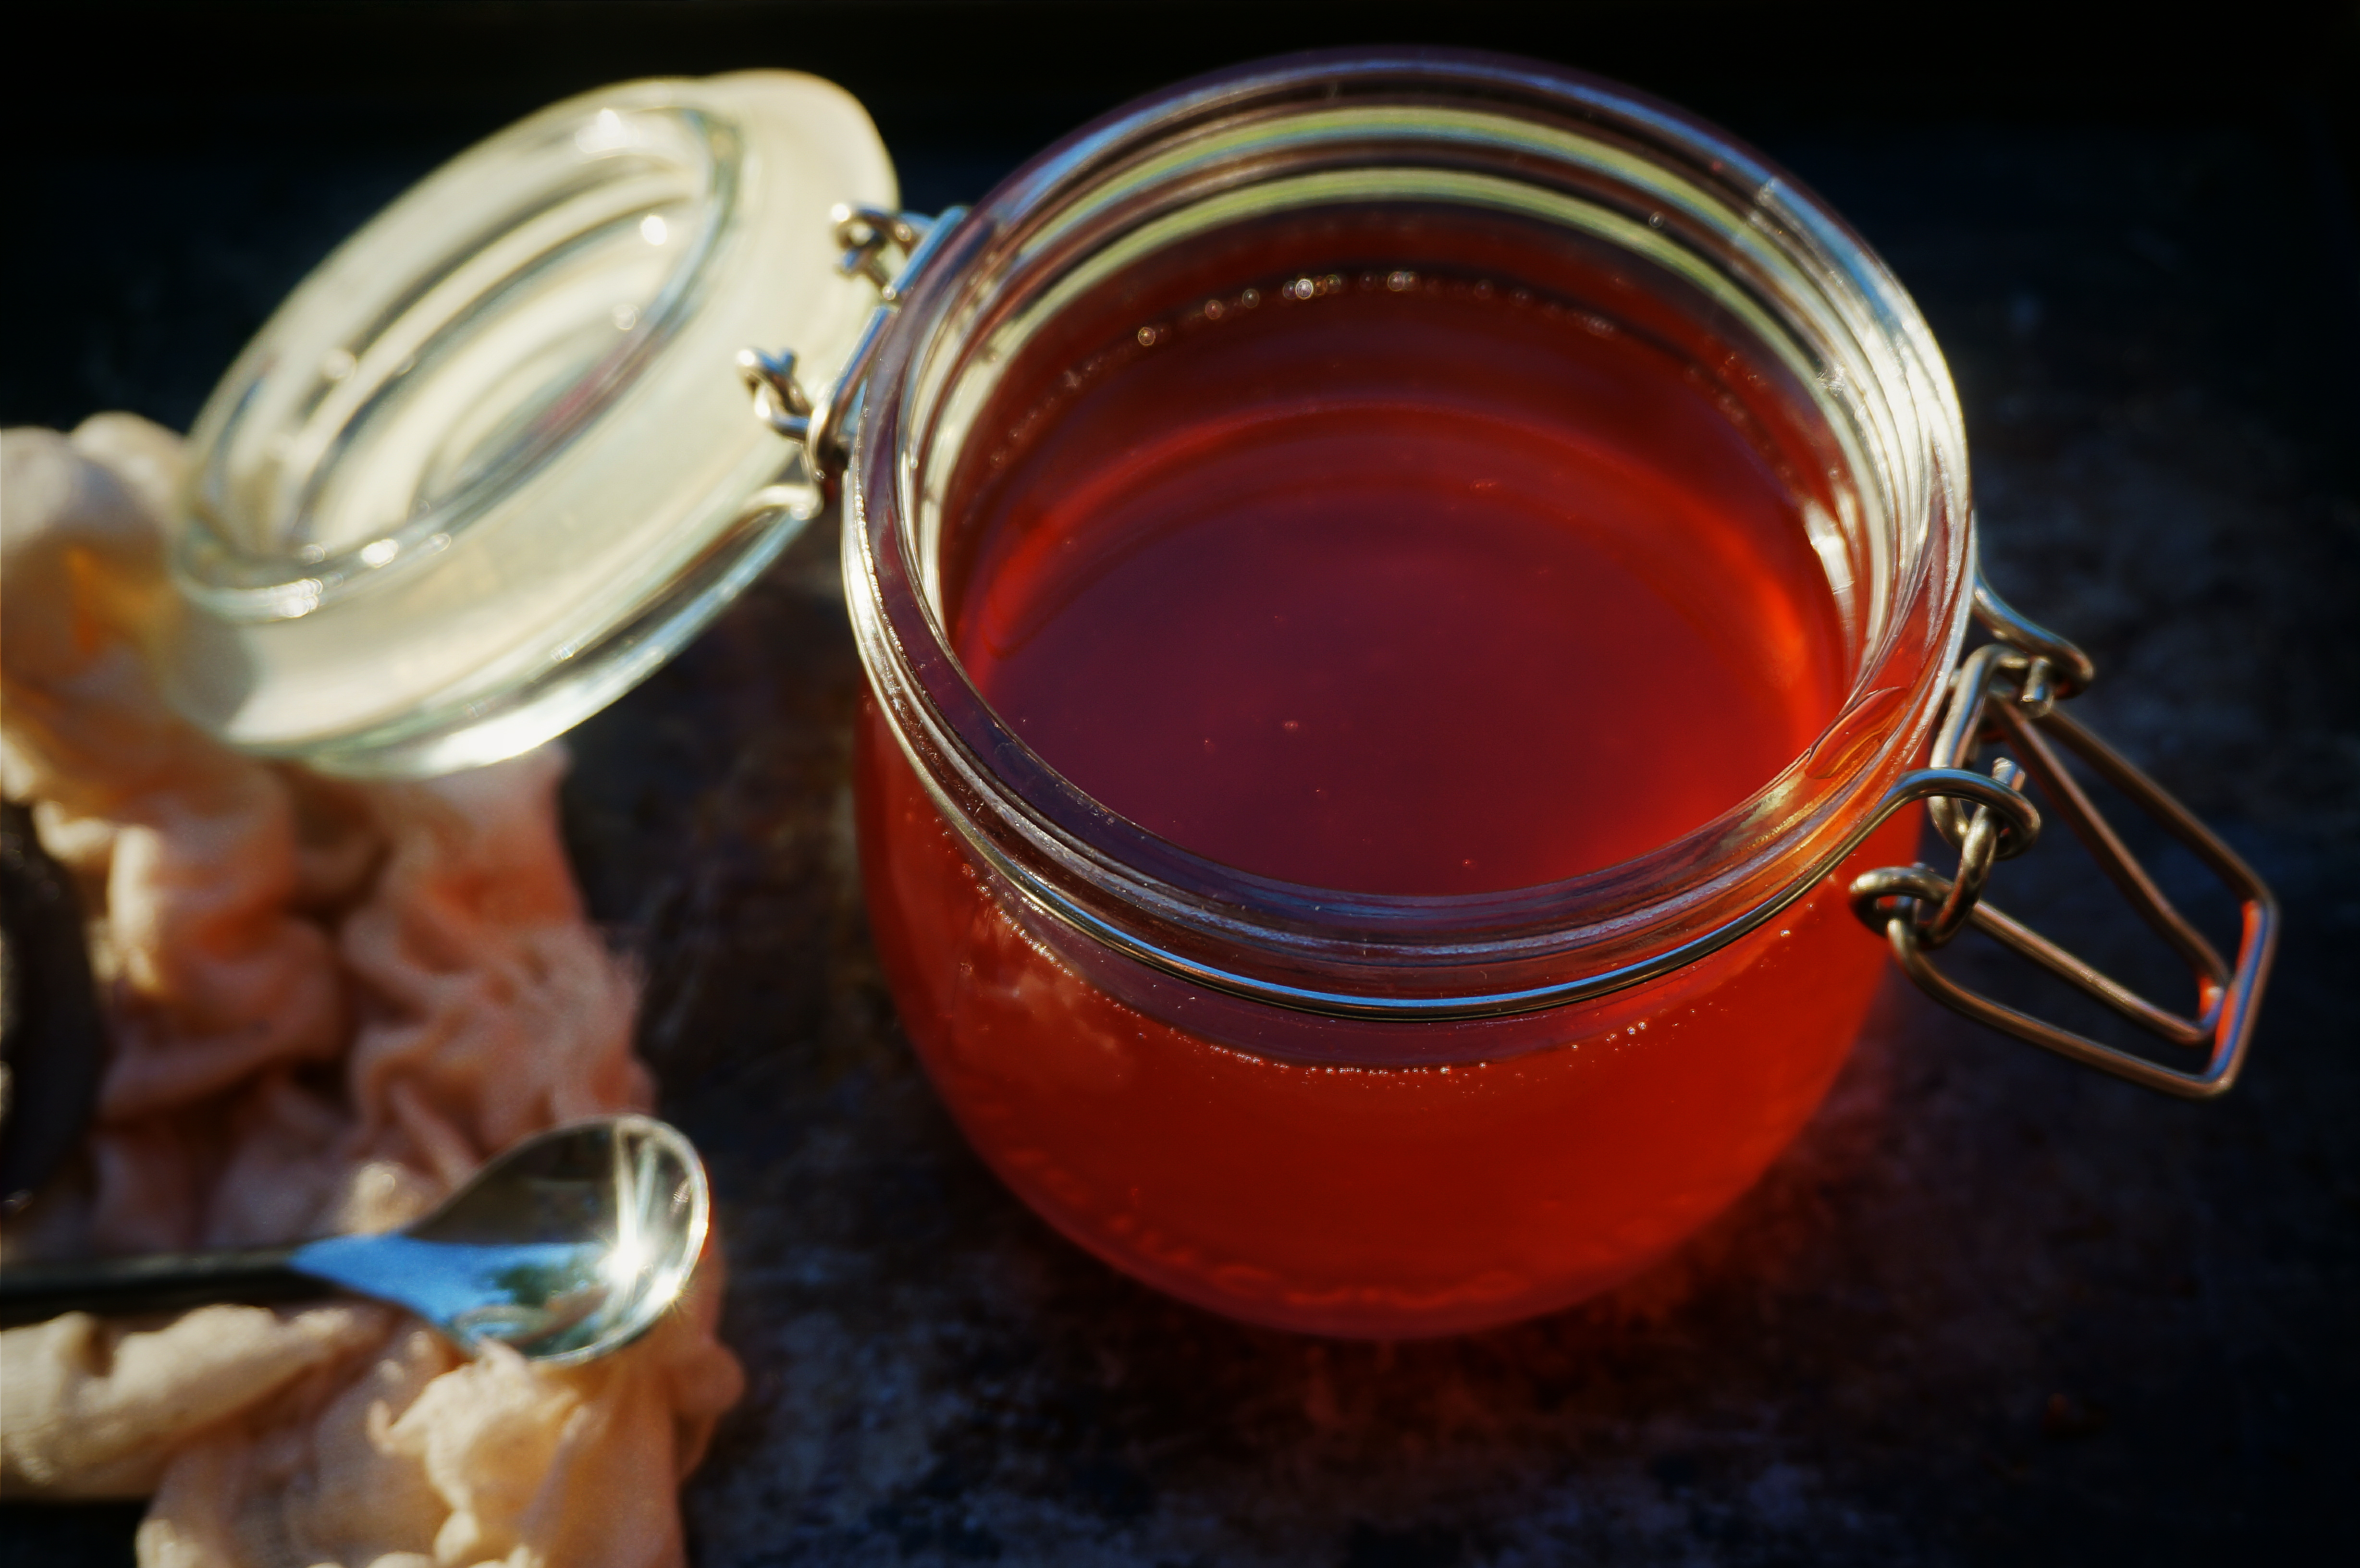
[5,7,2358,1564]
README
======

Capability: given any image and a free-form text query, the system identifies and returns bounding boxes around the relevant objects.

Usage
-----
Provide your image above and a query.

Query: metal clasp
[735,204,969,482]
[1852,573,2279,1099]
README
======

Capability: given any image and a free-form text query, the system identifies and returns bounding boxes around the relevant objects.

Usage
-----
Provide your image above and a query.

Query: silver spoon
[0,1115,708,1365]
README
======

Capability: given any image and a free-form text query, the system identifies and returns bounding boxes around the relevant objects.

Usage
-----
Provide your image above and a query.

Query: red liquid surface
[860,264,1916,1335]
[951,279,1846,892]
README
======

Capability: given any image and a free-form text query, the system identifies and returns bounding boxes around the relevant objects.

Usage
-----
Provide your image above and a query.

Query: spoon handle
[0,1245,330,1328]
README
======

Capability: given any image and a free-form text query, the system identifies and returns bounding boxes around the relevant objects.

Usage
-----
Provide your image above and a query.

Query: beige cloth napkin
[0,415,745,1565]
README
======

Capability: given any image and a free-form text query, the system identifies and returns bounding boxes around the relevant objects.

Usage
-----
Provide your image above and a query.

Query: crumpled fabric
[0,414,744,1566]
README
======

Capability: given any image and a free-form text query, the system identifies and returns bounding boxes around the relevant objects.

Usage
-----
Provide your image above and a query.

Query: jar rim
[847,49,1974,1017]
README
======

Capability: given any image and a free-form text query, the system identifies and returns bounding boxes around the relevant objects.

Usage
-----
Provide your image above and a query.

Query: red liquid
[860,264,1918,1335]
[952,280,1844,892]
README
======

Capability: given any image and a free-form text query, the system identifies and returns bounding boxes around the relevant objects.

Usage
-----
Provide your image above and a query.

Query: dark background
[5,3,2358,1564]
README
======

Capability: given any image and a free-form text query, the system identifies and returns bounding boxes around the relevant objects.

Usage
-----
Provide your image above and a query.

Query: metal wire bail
[1850,571,2279,1099]
[733,205,969,482]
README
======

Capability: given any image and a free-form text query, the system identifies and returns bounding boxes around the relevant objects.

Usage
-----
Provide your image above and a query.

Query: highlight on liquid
[859,231,1913,1336]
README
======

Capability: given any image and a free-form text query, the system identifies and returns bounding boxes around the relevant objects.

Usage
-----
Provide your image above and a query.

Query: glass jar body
[860,703,1922,1335]
[842,52,1973,1336]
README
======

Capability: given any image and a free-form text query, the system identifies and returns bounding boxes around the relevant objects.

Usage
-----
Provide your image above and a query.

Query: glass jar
[161,51,2277,1340]
[840,53,1966,1335]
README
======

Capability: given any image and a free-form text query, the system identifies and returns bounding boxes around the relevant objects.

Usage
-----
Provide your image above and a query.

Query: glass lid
[155,72,894,777]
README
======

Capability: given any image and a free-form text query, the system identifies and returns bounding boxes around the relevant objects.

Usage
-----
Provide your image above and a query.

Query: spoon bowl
[296,1115,708,1363]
